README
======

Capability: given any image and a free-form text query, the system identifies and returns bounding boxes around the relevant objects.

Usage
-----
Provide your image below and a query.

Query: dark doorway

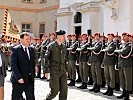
[75,26,81,40]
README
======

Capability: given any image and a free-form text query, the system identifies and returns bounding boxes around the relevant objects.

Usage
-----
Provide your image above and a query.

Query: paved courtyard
[4,72,133,100]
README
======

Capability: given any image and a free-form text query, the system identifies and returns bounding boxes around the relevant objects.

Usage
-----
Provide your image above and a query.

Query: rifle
[102,32,105,50]
[116,32,119,50]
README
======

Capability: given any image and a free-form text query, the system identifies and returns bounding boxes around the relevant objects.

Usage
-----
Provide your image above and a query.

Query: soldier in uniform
[44,30,68,100]
[35,38,41,78]
[115,33,133,100]
[49,32,56,42]
[40,34,50,79]
[67,34,78,86]
[88,33,102,93]
[75,35,82,83]
[65,34,72,80]
[77,34,89,89]
[102,33,116,96]
[129,34,133,94]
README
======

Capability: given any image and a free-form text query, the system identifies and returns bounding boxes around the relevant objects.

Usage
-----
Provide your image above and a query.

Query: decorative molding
[0,5,59,13]
[77,2,100,13]
[56,7,73,16]
[98,0,119,19]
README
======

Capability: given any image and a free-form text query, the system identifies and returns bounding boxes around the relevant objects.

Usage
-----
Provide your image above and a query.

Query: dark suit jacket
[10,45,36,84]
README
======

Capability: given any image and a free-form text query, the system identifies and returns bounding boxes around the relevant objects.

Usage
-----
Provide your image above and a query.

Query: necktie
[25,48,29,59]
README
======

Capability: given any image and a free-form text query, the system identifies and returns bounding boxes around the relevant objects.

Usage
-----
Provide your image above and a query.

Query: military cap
[81,33,87,36]
[67,34,71,37]
[43,34,47,37]
[122,32,129,36]
[56,30,66,35]
[50,32,56,36]
[94,32,100,37]
[71,34,76,37]
[107,33,115,37]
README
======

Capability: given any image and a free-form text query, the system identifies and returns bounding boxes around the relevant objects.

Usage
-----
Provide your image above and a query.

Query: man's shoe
[80,82,87,89]
[103,87,110,95]
[68,80,75,86]
[40,76,47,80]
[75,78,82,83]
[89,84,97,91]
[117,89,126,99]
[94,85,100,93]
[107,88,113,96]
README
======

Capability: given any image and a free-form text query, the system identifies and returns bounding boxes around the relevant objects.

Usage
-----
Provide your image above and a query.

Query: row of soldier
[34,32,133,100]
[28,32,133,100]
[0,31,133,100]
[65,32,133,100]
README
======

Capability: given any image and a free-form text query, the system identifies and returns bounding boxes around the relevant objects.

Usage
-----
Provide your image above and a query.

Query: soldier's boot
[75,78,82,83]
[77,82,84,88]
[89,84,97,92]
[107,88,113,96]
[68,80,75,86]
[88,77,93,85]
[124,90,130,100]
[117,89,126,99]
[115,83,120,91]
[80,82,87,89]
[103,87,111,95]
[100,81,106,88]
[94,85,100,93]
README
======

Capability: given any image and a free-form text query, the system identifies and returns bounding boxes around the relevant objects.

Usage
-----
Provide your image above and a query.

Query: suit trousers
[91,62,102,85]
[11,76,35,100]
[119,67,132,91]
[104,65,115,88]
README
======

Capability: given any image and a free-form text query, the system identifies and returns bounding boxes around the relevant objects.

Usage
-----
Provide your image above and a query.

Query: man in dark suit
[10,32,36,100]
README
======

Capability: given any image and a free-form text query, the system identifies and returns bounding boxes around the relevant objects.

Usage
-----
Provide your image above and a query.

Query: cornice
[0,5,59,13]
[56,7,73,16]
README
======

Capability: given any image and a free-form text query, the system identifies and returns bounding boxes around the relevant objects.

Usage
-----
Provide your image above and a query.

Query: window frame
[21,23,32,33]
[39,22,45,34]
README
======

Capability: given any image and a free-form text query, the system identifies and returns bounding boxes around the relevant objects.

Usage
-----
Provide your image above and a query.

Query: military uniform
[35,43,41,78]
[88,40,102,92]
[40,39,50,79]
[67,41,78,86]
[44,40,68,99]
[102,41,116,96]
[116,40,133,100]
[77,40,89,89]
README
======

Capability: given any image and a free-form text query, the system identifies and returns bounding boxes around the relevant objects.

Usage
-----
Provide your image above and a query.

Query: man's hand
[35,66,38,73]
[45,73,49,79]
[18,78,24,84]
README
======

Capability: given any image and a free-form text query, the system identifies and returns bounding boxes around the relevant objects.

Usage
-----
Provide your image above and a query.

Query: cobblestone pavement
[4,72,133,100]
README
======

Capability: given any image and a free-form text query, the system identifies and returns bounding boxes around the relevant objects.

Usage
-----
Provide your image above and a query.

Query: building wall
[103,0,131,35]
[0,0,59,38]
[57,0,133,36]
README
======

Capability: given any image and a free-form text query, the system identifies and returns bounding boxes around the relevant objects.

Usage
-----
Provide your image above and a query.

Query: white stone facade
[57,0,133,36]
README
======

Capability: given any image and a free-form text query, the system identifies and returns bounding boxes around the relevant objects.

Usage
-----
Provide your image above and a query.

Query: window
[40,0,46,3]
[22,24,31,32]
[74,12,82,23]
[39,24,45,33]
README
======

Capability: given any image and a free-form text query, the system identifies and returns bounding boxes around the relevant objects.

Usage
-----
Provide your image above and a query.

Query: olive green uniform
[103,41,116,89]
[45,41,68,100]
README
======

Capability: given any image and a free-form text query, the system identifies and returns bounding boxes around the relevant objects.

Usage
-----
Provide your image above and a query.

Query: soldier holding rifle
[102,33,116,96]
[115,33,132,100]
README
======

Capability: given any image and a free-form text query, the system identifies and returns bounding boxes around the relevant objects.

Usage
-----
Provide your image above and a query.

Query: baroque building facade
[0,0,59,38]
[56,0,133,36]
